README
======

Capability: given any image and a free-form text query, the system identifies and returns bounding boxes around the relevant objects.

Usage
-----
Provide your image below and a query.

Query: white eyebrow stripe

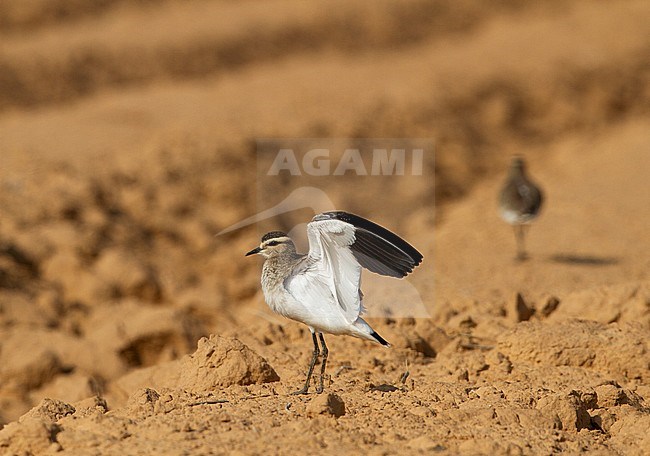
[262,236,292,247]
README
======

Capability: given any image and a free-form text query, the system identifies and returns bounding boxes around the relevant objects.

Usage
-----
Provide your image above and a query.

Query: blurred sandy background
[0,1,649,454]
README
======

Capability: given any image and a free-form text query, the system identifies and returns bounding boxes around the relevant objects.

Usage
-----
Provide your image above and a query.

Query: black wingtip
[316,211,423,278]
[316,211,423,265]
[371,331,391,347]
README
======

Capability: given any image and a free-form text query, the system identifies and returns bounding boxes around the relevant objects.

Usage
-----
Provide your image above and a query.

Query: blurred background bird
[498,157,544,261]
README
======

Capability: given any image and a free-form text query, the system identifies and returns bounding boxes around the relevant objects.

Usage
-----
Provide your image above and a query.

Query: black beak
[245,246,262,256]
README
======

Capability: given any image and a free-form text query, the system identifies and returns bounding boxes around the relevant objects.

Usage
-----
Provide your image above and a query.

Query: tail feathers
[371,331,391,347]
[353,318,391,347]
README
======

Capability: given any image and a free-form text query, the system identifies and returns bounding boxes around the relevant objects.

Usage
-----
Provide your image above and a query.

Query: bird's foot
[315,374,329,394]
[290,387,310,396]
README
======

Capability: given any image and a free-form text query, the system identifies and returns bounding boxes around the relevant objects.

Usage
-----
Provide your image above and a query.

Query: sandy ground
[1,0,649,454]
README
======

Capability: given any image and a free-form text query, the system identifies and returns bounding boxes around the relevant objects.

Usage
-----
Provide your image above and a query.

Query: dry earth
[0,1,649,455]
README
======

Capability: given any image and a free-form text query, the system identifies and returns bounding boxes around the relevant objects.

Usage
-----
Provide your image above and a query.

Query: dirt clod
[306,393,345,418]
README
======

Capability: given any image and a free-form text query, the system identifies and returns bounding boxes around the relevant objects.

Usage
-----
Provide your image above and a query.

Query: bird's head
[511,156,526,172]
[245,231,296,259]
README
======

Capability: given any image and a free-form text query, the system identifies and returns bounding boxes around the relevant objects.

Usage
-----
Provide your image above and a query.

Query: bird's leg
[514,225,528,261]
[291,332,320,395]
[316,333,329,394]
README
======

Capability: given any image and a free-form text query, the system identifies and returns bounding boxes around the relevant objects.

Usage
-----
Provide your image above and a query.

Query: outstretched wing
[284,211,423,324]
[285,215,362,324]
[313,211,423,278]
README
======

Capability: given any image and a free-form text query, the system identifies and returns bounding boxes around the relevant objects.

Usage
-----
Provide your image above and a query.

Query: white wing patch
[285,218,363,325]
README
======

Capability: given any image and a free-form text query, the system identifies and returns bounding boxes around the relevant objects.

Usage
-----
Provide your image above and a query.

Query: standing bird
[245,211,423,394]
[498,157,544,261]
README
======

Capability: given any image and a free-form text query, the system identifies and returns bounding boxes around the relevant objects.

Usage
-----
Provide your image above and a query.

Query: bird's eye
[266,240,280,247]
